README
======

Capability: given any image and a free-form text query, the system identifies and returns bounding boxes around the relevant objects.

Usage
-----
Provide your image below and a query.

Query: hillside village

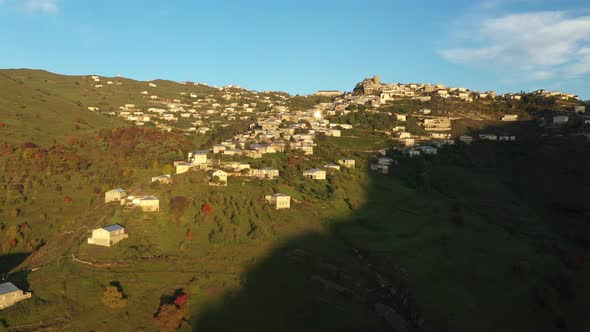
[1,70,589,332]
[86,73,587,177]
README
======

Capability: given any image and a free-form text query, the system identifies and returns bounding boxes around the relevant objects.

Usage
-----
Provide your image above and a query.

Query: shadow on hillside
[192,171,415,332]
[0,252,31,274]
[191,120,590,332]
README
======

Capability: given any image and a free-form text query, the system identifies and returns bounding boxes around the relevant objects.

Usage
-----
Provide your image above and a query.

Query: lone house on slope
[209,169,228,186]
[0,282,31,310]
[265,193,291,209]
[87,224,129,247]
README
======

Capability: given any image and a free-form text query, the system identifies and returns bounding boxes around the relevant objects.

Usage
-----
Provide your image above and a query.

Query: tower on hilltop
[373,75,381,84]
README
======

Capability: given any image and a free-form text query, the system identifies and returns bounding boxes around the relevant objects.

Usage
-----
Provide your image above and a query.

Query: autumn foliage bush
[186,229,194,240]
[201,203,212,215]
[169,196,190,221]
[154,291,189,331]
[174,293,188,306]
[101,285,127,309]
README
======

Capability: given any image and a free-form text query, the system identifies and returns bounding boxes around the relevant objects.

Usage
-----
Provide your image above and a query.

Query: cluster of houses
[104,188,160,212]
[86,76,297,134]
[353,75,580,106]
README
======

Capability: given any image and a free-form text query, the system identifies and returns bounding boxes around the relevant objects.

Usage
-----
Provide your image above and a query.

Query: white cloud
[0,0,59,13]
[25,0,58,13]
[439,11,590,81]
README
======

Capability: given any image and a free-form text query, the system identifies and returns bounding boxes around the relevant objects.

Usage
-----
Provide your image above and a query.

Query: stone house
[105,188,127,203]
[151,174,172,184]
[188,150,208,164]
[87,224,129,247]
[210,170,228,186]
[0,282,31,310]
[459,135,473,144]
[251,167,279,179]
[553,115,569,125]
[338,158,355,168]
[370,164,389,174]
[377,157,394,165]
[175,162,194,174]
[408,149,420,157]
[134,196,160,212]
[303,168,327,180]
[324,164,341,170]
[265,193,291,209]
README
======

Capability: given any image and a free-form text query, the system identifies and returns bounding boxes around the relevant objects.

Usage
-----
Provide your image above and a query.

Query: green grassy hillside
[0,70,589,332]
[0,70,127,145]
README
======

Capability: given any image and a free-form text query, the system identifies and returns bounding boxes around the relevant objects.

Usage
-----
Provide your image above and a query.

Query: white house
[87,224,129,247]
[213,144,227,154]
[338,158,356,168]
[501,114,519,121]
[553,115,569,125]
[303,168,327,180]
[396,114,407,122]
[134,196,160,212]
[151,174,172,184]
[370,164,389,174]
[377,157,394,165]
[175,162,194,174]
[403,138,415,147]
[421,146,438,155]
[105,188,127,203]
[210,170,228,186]
[188,150,208,164]
[326,129,341,137]
[324,164,341,170]
[251,167,279,179]
[0,282,31,310]
[265,193,291,210]
[459,135,473,144]
[408,149,421,157]
[479,134,498,141]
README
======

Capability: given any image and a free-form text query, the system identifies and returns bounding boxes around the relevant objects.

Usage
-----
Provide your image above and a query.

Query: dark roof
[101,224,124,232]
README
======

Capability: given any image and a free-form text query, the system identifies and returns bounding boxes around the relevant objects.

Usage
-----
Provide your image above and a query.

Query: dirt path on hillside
[9,204,109,274]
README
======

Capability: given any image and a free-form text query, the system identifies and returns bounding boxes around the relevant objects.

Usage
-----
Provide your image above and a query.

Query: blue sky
[1,0,589,99]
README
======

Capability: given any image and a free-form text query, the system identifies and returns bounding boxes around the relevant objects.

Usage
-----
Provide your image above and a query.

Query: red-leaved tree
[186,229,194,240]
[174,293,188,306]
[201,203,212,215]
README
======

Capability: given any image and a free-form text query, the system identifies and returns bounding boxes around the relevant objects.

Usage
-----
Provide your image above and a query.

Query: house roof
[102,224,124,232]
[306,168,324,172]
[0,282,20,295]
[140,196,158,201]
[273,193,289,197]
[110,188,126,193]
